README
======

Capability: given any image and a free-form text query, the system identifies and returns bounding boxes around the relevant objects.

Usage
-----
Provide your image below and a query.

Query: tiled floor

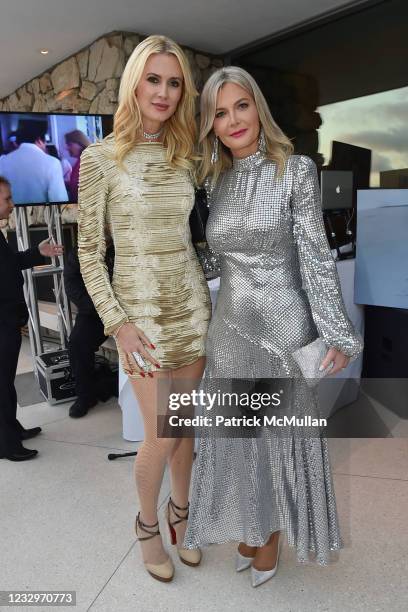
[1,338,407,612]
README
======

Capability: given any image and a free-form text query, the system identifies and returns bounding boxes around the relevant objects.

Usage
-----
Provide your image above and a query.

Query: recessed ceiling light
[40,49,49,55]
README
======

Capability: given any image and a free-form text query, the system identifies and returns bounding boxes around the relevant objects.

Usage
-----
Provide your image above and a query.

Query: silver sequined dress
[183,152,363,565]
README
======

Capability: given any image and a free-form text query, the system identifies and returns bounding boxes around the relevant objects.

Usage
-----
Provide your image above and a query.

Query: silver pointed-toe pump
[251,534,280,587]
[236,551,254,572]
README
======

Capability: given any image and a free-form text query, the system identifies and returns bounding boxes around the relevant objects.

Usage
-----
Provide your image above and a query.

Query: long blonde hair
[198,66,293,185]
[113,35,197,172]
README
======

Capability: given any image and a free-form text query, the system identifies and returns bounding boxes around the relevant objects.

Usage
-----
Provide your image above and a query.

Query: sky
[318,85,408,187]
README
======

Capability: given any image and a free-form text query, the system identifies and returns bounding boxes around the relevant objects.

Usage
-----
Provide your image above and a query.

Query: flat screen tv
[0,111,113,206]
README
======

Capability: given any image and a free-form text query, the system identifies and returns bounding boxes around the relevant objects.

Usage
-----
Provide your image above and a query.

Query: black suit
[0,232,45,455]
[64,245,114,402]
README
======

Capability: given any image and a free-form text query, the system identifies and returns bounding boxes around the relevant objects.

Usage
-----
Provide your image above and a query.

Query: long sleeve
[291,155,363,358]
[200,178,221,279]
[15,247,46,270]
[77,147,129,335]
[0,226,43,271]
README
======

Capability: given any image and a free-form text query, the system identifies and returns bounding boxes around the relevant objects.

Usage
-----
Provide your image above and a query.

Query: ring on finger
[131,351,146,369]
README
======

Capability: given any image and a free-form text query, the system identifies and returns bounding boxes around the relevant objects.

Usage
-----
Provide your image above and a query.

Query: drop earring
[258,128,267,153]
[211,135,219,165]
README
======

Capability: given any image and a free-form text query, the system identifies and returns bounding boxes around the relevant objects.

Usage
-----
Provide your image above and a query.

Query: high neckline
[232,148,266,172]
[124,141,166,161]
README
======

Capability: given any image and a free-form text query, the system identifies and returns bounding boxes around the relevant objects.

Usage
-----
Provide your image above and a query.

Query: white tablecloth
[119,262,364,441]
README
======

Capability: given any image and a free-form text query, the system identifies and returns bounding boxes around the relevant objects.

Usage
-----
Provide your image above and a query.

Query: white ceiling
[1,0,359,98]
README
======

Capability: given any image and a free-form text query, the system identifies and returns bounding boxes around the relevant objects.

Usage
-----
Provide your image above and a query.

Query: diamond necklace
[143,128,163,140]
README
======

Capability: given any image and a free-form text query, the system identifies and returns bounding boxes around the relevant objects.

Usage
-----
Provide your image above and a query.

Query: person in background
[64,239,116,418]
[64,130,91,203]
[46,144,72,190]
[0,176,63,462]
[6,131,20,153]
[0,123,68,205]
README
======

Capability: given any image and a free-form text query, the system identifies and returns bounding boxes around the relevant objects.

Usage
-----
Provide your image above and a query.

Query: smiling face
[135,52,184,134]
[0,182,14,220]
[213,82,260,159]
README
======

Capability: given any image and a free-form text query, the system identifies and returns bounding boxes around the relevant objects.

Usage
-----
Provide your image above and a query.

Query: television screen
[0,111,113,206]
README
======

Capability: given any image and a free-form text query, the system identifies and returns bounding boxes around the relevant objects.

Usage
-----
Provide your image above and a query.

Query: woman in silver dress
[183,67,363,587]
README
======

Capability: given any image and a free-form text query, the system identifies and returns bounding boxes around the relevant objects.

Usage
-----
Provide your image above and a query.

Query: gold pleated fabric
[77,135,211,377]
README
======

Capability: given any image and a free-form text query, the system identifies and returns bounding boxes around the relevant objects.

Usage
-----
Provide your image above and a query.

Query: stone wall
[0,30,223,115]
[0,31,223,230]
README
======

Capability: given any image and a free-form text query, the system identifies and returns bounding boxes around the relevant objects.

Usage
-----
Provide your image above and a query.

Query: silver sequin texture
[183,153,363,565]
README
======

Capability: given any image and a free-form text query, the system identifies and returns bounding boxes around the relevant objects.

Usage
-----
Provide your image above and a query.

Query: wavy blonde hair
[113,34,197,172]
[198,66,294,185]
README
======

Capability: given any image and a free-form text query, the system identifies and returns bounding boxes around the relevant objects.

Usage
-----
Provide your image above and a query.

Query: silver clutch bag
[292,337,332,387]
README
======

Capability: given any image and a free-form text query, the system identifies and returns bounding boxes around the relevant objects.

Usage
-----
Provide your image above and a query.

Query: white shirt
[0,143,68,205]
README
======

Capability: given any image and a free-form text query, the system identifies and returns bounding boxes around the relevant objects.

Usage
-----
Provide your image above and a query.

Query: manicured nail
[140,372,145,378]
[318,365,324,371]
[156,364,161,368]
[148,372,154,378]
[151,344,155,349]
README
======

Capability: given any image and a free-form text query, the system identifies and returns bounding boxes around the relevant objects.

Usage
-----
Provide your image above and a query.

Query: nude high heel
[135,512,174,582]
[166,497,202,567]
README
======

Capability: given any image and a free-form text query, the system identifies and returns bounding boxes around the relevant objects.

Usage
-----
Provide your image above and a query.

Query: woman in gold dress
[77,35,211,582]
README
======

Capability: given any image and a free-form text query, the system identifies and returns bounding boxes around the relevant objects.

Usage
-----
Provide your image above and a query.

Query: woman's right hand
[114,322,160,376]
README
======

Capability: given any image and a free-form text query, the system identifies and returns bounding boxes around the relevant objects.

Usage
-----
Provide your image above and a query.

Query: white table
[119,262,364,441]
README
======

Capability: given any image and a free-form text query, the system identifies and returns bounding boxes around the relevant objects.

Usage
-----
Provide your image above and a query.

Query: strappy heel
[166,497,202,567]
[135,512,174,582]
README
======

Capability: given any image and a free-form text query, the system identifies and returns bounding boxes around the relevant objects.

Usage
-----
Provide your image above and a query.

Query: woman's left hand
[320,348,350,376]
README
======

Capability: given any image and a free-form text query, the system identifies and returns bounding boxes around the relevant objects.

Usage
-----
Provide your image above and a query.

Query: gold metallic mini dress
[77,135,211,378]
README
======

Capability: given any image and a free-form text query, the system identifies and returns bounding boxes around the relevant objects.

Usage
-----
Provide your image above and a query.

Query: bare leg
[238,542,258,558]
[252,531,280,570]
